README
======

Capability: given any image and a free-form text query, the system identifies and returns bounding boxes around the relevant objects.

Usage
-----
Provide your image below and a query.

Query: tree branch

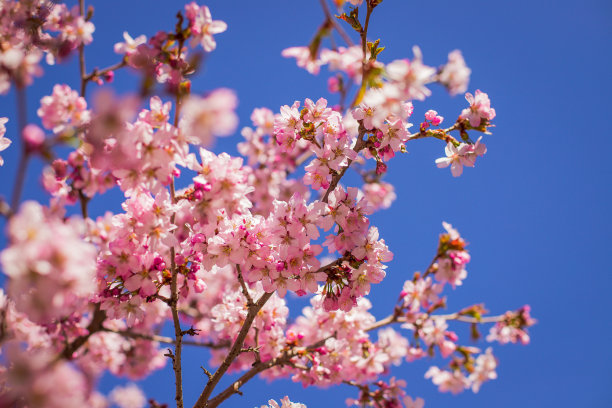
[60,304,106,359]
[193,291,273,408]
[102,328,230,349]
[206,336,331,408]
[236,265,254,307]
[321,129,367,203]
[319,0,354,46]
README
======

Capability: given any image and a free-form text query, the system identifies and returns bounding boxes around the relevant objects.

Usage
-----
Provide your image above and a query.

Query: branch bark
[193,292,273,408]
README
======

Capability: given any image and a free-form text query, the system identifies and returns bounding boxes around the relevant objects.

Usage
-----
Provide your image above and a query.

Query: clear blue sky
[0,0,611,407]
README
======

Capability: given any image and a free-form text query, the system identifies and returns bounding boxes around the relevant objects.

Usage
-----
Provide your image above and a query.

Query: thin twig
[431,313,506,324]
[101,328,230,349]
[78,0,86,97]
[169,32,186,407]
[321,129,367,203]
[319,0,354,46]
[236,265,254,307]
[84,60,127,83]
[11,87,29,212]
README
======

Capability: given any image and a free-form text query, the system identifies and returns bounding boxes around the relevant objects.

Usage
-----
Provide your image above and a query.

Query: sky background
[1,0,611,407]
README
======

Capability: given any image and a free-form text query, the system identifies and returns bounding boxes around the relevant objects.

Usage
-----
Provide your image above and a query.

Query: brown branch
[407,123,460,145]
[193,291,273,408]
[10,87,29,213]
[431,313,507,324]
[169,33,187,406]
[101,328,230,349]
[321,129,367,203]
[205,336,331,408]
[361,2,373,62]
[236,265,254,307]
[169,245,184,408]
[78,0,87,97]
[84,60,127,83]
[60,304,106,359]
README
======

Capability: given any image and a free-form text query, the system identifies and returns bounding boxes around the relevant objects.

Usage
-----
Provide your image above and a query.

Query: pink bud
[52,159,68,179]
[104,71,115,83]
[425,110,438,121]
[327,77,340,93]
[22,124,45,153]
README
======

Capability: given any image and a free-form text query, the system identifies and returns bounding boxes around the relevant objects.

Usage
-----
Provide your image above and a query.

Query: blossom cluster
[0,1,532,408]
[0,0,94,92]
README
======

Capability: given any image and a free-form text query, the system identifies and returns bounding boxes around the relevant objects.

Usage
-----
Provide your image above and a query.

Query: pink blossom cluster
[109,383,147,408]
[77,319,167,379]
[432,222,472,287]
[435,136,487,177]
[267,296,406,386]
[0,2,531,407]
[425,347,497,394]
[487,305,537,345]
[438,50,471,96]
[0,0,95,92]
[208,284,289,370]
[459,90,497,128]
[0,345,93,408]
[38,84,90,133]
[180,89,239,146]
[184,2,227,52]
[362,181,396,210]
[345,377,422,408]
[0,201,97,324]
[113,3,226,91]
[319,187,392,310]
[238,107,311,215]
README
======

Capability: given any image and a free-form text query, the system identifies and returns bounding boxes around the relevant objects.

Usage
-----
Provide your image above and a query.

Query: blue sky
[1,0,611,407]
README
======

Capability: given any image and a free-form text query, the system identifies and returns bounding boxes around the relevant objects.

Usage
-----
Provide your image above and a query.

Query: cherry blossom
[282,47,323,75]
[114,32,147,55]
[260,396,306,408]
[0,117,10,166]
[439,50,471,96]
[109,383,147,408]
[460,90,496,127]
[185,2,227,52]
[0,2,529,407]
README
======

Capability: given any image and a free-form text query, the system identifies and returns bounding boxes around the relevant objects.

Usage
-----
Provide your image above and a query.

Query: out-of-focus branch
[319,0,354,46]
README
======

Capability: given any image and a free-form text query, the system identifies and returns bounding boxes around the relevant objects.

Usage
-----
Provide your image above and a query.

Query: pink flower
[22,124,45,153]
[424,109,443,126]
[363,182,396,210]
[282,47,322,75]
[180,89,238,146]
[114,32,147,55]
[109,383,147,408]
[0,117,10,166]
[425,366,470,394]
[435,138,486,177]
[460,90,496,127]
[439,50,471,95]
[185,3,227,52]
[385,47,436,101]
[38,84,90,132]
[469,348,498,392]
[403,396,425,408]
[1,202,97,323]
[260,396,306,408]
